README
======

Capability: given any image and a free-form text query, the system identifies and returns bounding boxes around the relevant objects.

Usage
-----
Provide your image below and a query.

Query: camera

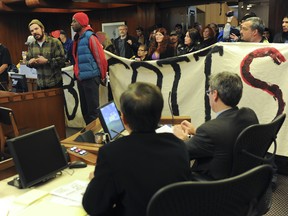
[226,11,234,17]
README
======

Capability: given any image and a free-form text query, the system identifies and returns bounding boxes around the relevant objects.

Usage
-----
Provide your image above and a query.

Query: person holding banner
[114,24,139,59]
[178,28,201,55]
[240,17,268,43]
[148,27,174,60]
[173,71,259,180]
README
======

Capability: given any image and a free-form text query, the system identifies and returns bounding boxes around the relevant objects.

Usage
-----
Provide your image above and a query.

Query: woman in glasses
[134,44,148,61]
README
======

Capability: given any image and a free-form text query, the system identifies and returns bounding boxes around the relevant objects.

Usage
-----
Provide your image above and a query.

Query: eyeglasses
[138,49,146,51]
[206,89,212,96]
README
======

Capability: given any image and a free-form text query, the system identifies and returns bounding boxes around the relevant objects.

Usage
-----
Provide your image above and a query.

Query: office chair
[231,113,286,176]
[146,164,273,216]
[229,113,286,215]
[0,107,20,153]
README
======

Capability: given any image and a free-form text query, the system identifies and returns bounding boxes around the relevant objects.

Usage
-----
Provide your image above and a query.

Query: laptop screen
[98,101,125,141]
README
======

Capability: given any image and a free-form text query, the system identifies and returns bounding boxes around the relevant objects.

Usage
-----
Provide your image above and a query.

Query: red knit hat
[73,12,89,27]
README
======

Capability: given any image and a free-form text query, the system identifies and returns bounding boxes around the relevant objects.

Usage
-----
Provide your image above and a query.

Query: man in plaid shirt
[26,19,65,90]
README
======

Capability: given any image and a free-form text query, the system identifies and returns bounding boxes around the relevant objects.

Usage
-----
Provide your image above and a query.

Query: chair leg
[9,112,19,137]
[254,184,273,216]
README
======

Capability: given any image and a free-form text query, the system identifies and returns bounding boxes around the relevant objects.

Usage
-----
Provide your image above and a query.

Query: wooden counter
[60,116,191,165]
[0,88,66,139]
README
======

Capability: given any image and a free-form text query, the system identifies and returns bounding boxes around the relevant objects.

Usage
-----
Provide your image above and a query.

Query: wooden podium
[0,88,66,179]
[0,88,66,139]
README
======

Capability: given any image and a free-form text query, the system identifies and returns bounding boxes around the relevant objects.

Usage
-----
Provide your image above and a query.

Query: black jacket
[186,107,259,180]
[82,132,191,216]
[114,35,139,59]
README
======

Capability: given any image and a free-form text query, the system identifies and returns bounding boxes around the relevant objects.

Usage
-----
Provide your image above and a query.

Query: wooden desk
[159,116,191,125]
[61,119,103,165]
[0,165,94,216]
[61,116,191,165]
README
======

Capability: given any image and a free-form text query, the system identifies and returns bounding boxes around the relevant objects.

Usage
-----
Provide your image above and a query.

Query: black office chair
[230,113,286,215]
[146,164,273,216]
[231,113,286,176]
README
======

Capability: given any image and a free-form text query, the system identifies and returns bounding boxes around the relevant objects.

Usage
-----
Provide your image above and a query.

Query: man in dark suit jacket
[82,82,191,216]
[114,24,139,59]
[173,71,259,180]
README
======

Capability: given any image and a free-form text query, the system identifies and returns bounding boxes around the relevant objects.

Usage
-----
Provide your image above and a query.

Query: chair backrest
[0,106,19,152]
[146,165,273,216]
[231,113,286,176]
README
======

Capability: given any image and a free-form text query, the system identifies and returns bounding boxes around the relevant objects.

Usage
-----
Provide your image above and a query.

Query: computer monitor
[10,73,28,92]
[98,101,125,141]
[0,106,13,125]
[7,125,69,188]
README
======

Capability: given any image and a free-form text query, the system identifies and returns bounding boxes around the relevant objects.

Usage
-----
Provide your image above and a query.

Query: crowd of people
[88,12,288,62]
[1,12,288,92]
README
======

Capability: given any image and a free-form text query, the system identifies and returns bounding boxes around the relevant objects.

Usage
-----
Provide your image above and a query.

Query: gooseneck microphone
[168,91,175,126]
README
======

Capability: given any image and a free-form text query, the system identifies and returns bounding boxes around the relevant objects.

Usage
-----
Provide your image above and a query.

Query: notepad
[14,189,49,206]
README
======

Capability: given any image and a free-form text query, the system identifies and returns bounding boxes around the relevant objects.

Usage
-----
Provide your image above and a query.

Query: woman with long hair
[178,28,201,55]
[148,27,174,60]
[199,26,217,49]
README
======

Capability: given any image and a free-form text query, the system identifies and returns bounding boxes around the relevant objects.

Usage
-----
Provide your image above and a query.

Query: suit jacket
[82,132,191,216]
[186,107,259,180]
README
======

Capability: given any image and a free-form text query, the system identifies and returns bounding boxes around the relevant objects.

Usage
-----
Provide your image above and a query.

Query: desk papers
[50,180,88,203]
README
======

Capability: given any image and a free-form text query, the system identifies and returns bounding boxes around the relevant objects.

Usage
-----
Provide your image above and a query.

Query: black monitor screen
[7,125,68,188]
[10,73,28,92]
[98,101,125,140]
[0,106,13,125]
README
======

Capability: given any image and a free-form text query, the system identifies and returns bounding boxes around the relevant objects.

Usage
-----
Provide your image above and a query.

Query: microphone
[168,91,175,126]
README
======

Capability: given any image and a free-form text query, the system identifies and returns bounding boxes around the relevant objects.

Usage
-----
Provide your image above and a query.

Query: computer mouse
[69,160,87,169]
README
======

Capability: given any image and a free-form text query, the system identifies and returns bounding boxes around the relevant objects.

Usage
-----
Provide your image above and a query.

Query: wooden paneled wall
[0,88,66,139]
[0,6,142,65]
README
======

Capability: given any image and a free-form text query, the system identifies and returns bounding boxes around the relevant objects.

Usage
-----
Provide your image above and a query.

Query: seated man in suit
[82,82,191,216]
[173,71,259,180]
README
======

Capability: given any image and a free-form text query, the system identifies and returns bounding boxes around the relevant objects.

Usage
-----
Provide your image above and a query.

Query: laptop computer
[98,101,126,141]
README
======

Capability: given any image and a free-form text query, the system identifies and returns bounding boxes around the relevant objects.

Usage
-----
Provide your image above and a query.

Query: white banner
[105,42,288,157]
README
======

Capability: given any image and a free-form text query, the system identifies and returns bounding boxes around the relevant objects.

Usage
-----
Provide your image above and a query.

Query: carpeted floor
[265,174,288,215]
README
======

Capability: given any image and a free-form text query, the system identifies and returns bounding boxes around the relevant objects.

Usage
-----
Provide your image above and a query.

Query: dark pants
[77,76,100,125]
